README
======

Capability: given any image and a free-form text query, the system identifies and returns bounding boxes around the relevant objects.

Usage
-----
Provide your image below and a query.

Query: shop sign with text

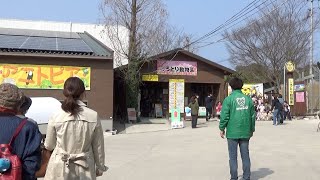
[157,60,197,76]
[142,74,158,81]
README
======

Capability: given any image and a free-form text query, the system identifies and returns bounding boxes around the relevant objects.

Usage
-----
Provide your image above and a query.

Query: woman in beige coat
[44,77,107,180]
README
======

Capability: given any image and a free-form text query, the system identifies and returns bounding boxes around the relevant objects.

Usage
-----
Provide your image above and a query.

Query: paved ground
[100,119,320,180]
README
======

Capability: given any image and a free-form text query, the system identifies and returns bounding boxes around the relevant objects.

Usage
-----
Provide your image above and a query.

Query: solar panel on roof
[0,35,28,49]
[55,31,80,39]
[0,28,32,36]
[21,37,41,49]
[40,38,57,51]
[57,38,93,52]
[0,28,81,39]
[0,27,96,54]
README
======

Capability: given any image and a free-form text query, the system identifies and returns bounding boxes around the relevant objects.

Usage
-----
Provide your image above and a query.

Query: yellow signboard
[142,75,158,81]
[0,64,91,90]
[288,78,294,105]
[169,79,184,83]
[169,79,185,113]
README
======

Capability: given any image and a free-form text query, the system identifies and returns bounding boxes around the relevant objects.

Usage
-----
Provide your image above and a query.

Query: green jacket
[219,90,256,139]
[188,100,199,116]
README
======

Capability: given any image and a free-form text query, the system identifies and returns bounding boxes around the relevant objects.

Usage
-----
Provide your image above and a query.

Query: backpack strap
[9,118,28,146]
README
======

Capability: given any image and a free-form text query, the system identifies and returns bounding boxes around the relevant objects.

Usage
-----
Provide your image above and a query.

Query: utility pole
[184,37,190,51]
[308,0,314,113]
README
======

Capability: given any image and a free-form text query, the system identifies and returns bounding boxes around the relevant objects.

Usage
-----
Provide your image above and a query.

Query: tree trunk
[129,0,137,59]
[126,0,139,113]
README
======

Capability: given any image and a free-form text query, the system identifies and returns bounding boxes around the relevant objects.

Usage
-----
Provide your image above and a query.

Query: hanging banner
[169,79,185,113]
[296,92,305,103]
[0,64,91,90]
[157,60,197,76]
[228,83,263,97]
[288,78,294,105]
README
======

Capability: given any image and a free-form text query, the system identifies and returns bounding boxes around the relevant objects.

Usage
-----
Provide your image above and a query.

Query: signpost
[169,79,184,129]
[286,61,295,106]
[169,79,185,113]
[288,78,294,105]
[127,108,137,122]
[155,104,163,118]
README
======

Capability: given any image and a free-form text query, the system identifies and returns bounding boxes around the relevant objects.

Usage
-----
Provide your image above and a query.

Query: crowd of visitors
[196,92,292,124]
[250,94,292,123]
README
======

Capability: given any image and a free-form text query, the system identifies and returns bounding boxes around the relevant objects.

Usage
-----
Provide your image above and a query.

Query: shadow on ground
[112,120,126,134]
[196,122,209,128]
[249,168,274,180]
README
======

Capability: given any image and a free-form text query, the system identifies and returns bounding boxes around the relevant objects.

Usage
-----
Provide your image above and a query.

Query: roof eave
[0,52,113,60]
[83,31,115,56]
[181,50,235,74]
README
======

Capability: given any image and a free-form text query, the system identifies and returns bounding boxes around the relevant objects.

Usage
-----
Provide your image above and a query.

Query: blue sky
[0,0,317,69]
[164,0,253,68]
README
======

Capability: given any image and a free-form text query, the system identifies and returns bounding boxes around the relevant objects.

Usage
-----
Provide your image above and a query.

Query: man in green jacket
[219,77,256,180]
[188,96,199,128]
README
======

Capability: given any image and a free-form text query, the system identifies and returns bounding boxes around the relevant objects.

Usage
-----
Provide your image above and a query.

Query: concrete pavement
[100,119,320,180]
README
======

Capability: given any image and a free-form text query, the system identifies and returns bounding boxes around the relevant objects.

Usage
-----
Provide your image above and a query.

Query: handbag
[35,135,52,178]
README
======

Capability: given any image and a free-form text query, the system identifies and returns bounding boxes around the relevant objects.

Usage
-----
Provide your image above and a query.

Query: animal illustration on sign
[26,70,34,85]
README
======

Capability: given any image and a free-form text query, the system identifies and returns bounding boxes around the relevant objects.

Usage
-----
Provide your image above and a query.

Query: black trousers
[284,111,292,120]
[206,107,212,120]
[278,110,284,124]
[192,115,198,128]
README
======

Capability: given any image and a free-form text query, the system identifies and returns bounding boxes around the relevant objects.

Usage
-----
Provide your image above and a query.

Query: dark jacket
[272,99,283,110]
[205,96,213,108]
[0,113,42,180]
[278,98,284,105]
[219,90,256,139]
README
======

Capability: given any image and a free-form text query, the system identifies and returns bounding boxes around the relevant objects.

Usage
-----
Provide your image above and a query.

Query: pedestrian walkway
[101,119,320,180]
[123,117,219,134]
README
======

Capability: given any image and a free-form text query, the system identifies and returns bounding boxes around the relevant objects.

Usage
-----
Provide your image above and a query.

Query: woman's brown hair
[61,77,85,117]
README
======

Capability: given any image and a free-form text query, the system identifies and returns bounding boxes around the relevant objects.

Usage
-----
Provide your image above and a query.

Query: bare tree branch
[224,0,313,92]
[100,0,194,109]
